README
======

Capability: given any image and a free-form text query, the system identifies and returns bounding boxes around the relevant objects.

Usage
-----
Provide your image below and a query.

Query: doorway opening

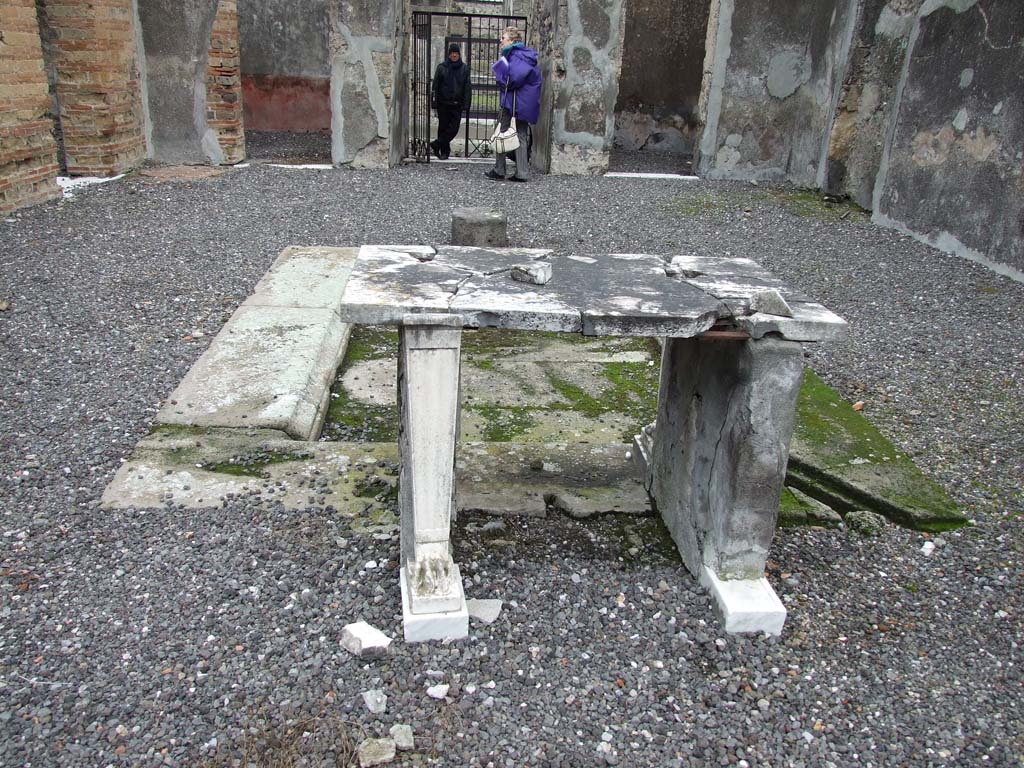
[238,4,332,164]
[409,11,527,162]
[610,0,711,175]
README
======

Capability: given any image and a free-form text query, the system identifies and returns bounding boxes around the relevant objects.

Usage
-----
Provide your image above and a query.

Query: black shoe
[483,170,504,181]
[440,151,450,160]
[508,176,527,183]
[429,141,441,159]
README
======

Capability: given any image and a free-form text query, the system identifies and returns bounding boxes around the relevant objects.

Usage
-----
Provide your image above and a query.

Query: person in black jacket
[430,43,471,160]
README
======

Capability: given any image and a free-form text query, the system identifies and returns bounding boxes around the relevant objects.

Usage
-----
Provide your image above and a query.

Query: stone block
[243,246,359,314]
[700,566,787,636]
[156,305,349,441]
[400,567,468,643]
[451,207,508,247]
[341,621,393,658]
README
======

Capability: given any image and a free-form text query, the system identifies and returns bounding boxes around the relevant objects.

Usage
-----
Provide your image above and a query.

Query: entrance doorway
[610,0,711,175]
[409,11,527,162]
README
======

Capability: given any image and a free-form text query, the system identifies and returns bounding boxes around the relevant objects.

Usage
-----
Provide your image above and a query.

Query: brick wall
[207,0,245,164]
[42,0,146,176]
[0,0,61,213]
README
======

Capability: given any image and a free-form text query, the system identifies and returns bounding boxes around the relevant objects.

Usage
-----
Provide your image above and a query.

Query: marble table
[338,245,847,640]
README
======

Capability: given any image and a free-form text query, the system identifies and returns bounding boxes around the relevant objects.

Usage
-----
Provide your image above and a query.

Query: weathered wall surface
[696,0,857,185]
[0,0,60,212]
[329,0,402,168]
[207,0,246,163]
[825,0,921,209]
[237,0,331,131]
[139,0,221,164]
[874,0,1024,274]
[544,0,628,175]
[41,0,148,176]
[614,0,709,155]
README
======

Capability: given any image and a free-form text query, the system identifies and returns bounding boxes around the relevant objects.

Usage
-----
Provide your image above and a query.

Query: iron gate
[410,11,527,161]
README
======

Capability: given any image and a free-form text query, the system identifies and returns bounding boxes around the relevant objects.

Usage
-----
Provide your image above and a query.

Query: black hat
[447,42,461,56]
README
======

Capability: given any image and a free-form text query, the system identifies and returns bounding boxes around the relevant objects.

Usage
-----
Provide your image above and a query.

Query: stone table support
[643,335,804,635]
[397,314,468,641]
[339,245,847,640]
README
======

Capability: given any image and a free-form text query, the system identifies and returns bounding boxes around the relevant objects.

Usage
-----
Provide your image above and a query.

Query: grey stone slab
[243,246,359,313]
[435,245,552,273]
[565,253,727,336]
[341,245,843,341]
[682,273,811,305]
[665,254,772,278]
[734,301,848,342]
[338,246,467,324]
[450,278,582,332]
[156,305,348,440]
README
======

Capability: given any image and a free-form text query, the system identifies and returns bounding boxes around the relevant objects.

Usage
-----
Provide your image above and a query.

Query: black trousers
[434,105,463,157]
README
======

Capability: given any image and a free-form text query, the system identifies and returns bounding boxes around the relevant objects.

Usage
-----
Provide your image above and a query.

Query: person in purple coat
[484,27,541,182]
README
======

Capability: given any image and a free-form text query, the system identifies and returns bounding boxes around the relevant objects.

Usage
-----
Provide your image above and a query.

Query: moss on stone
[466,404,537,442]
[199,449,313,478]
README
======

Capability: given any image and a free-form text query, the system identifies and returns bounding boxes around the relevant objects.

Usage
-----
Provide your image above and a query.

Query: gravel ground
[1,163,1021,767]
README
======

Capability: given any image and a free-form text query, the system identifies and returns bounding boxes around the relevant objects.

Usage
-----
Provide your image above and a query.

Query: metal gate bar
[409,11,527,161]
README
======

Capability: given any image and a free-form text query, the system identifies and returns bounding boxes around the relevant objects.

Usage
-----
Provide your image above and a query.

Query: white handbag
[489,82,520,154]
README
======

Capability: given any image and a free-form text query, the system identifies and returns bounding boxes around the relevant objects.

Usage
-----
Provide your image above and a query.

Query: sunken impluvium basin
[104,245,964,641]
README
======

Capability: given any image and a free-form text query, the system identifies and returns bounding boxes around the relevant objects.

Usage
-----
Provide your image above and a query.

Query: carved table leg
[397,314,468,642]
[646,334,804,635]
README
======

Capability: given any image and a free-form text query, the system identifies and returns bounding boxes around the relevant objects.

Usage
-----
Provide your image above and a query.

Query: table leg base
[400,567,469,643]
[700,566,787,636]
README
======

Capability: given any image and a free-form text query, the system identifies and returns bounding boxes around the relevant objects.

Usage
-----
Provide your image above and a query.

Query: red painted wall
[241,75,330,131]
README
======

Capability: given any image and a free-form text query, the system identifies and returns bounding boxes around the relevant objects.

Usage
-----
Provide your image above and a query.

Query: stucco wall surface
[140,0,221,164]
[329,0,402,167]
[874,0,1024,274]
[697,0,857,185]
[825,0,922,209]
[547,0,628,175]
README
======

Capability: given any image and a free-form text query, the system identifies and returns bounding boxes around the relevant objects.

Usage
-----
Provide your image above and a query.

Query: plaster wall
[237,0,332,131]
[139,0,221,164]
[545,0,628,175]
[873,0,1024,274]
[825,0,921,209]
[329,0,403,167]
[696,0,857,185]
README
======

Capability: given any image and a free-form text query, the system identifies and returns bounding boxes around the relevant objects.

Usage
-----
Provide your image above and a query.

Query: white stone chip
[510,261,553,285]
[341,621,393,658]
[467,598,503,625]
[921,541,936,556]
[357,737,396,767]
[426,683,450,699]
[749,288,794,317]
[389,724,415,751]
[362,689,388,714]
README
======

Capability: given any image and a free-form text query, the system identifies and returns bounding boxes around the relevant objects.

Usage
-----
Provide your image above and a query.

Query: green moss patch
[788,369,965,531]
[198,449,313,478]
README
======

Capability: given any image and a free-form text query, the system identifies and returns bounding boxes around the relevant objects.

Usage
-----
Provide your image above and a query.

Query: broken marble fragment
[341,621,393,658]
[510,261,552,285]
[467,598,503,625]
[749,288,793,317]
[426,683,450,699]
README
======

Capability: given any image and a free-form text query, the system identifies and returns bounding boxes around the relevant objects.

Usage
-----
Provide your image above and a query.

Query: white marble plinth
[400,567,468,642]
[700,566,787,636]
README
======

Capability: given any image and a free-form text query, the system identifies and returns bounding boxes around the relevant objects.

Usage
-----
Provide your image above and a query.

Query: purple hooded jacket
[491,44,542,124]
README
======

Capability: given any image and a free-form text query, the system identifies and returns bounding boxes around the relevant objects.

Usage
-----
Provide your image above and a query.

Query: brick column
[206,0,245,164]
[0,0,61,213]
[43,0,146,176]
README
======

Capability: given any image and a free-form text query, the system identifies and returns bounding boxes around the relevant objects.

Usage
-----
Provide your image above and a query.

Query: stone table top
[338,245,848,341]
